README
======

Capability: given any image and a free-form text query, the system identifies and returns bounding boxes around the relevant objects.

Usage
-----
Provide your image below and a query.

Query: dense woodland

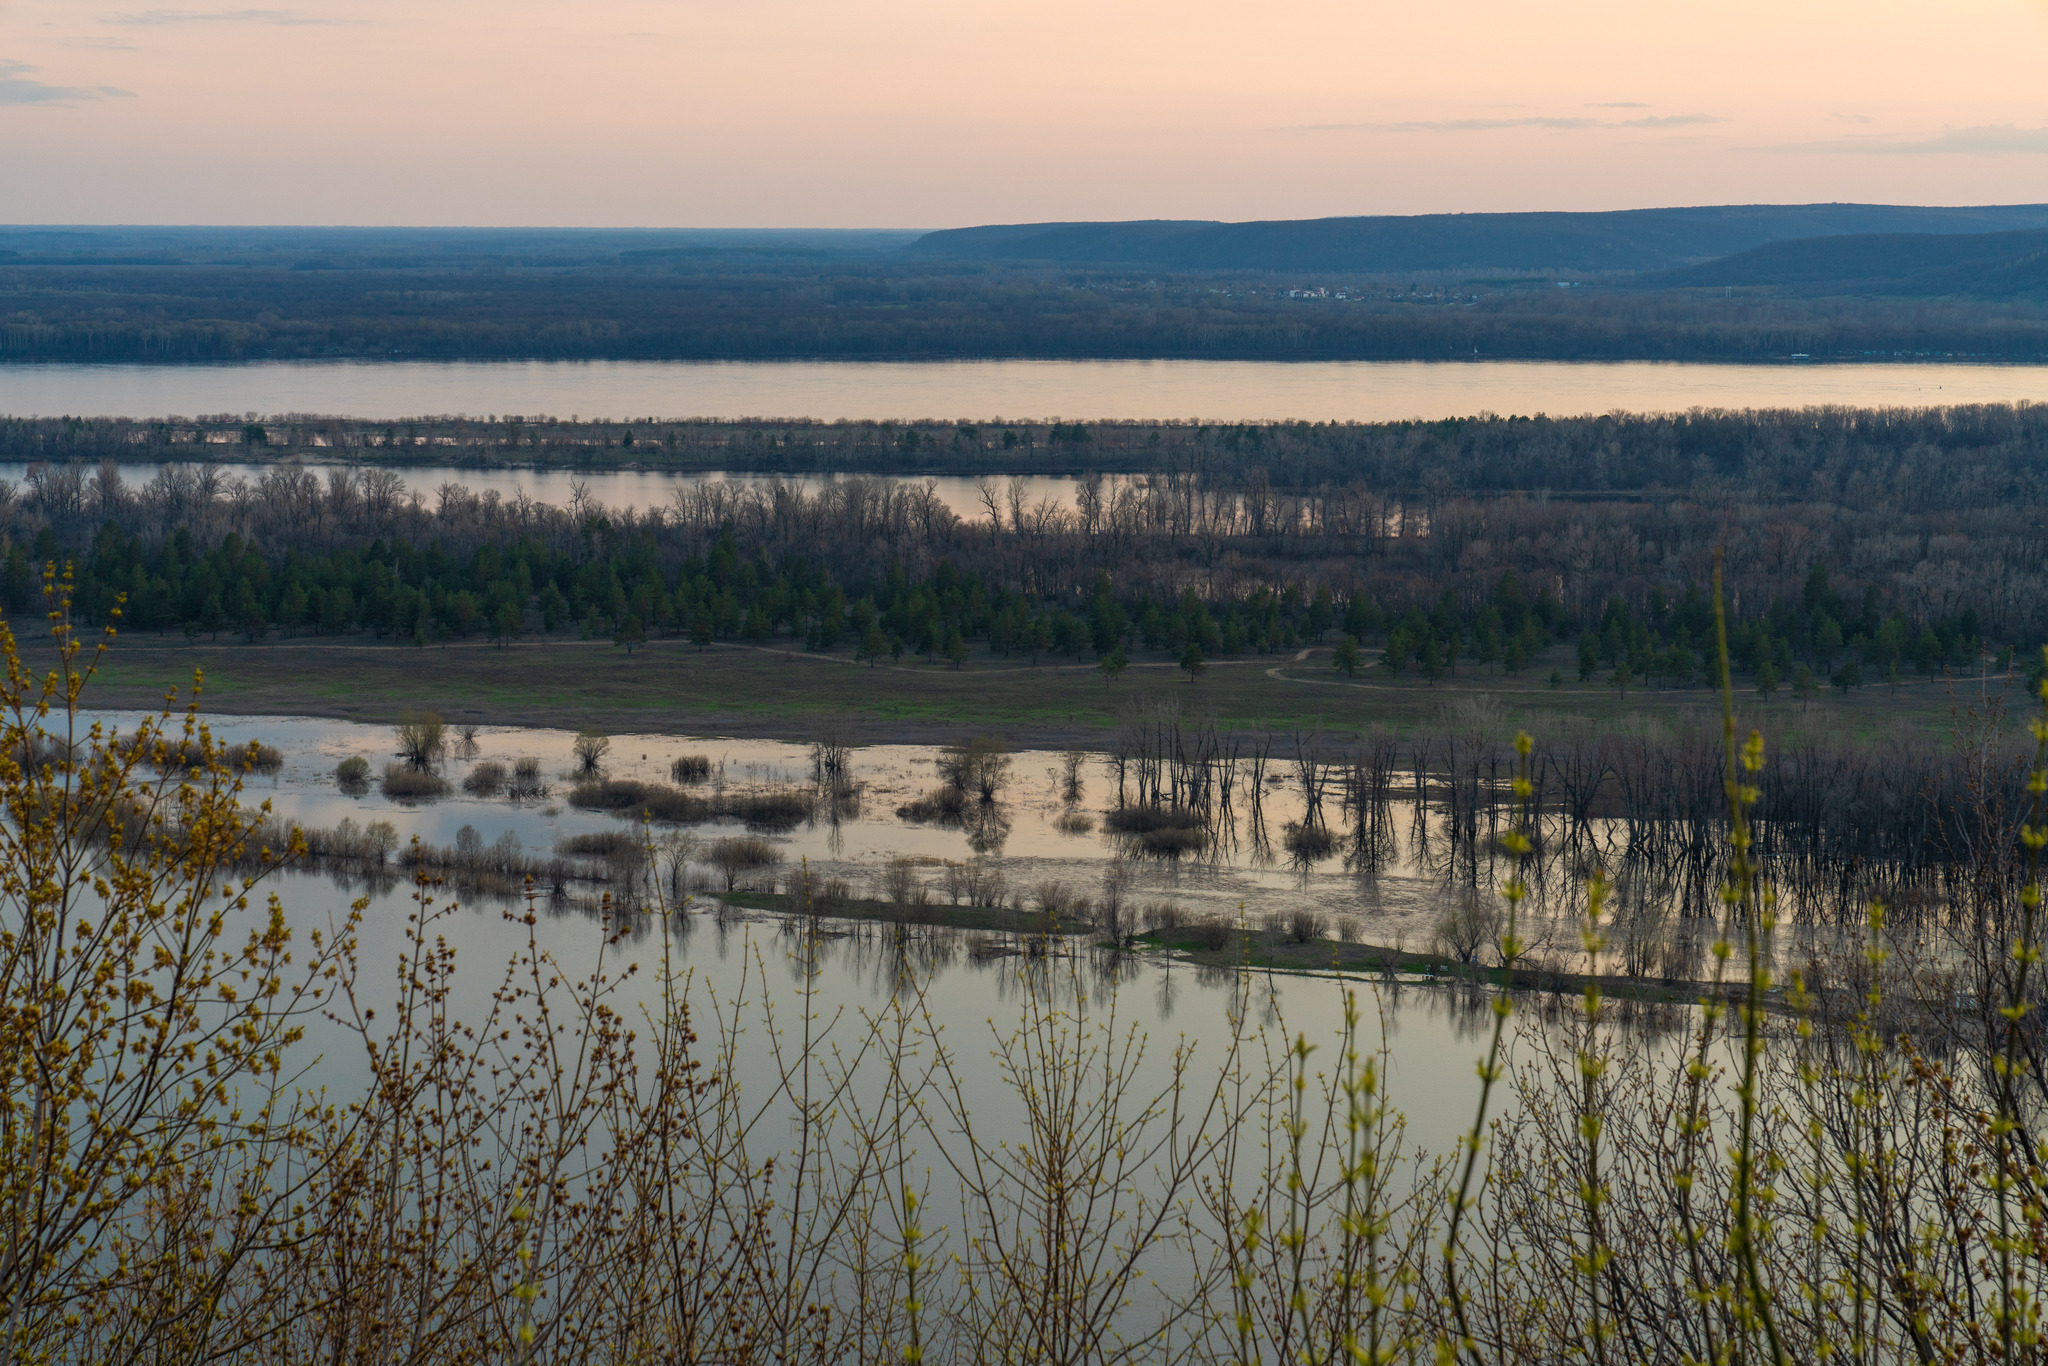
[8,403,2047,501]
[1,404,2042,692]
[6,256,2047,362]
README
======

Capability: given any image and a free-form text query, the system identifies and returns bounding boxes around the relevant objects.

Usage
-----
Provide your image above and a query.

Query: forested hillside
[5,223,2046,362]
[905,203,2048,272]
[1656,228,2048,299]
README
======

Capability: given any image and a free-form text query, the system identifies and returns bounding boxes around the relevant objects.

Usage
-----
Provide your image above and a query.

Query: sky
[3,0,2047,228]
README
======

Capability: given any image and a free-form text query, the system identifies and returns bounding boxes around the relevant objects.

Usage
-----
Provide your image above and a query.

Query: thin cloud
[104,8,365,25]
[1302,112,1721,133]
[1769,124,2048,155]
[1588,101,1650,109]
[1619,114,1720,129]
[1378,117,1603,132]
[0,59,132,105]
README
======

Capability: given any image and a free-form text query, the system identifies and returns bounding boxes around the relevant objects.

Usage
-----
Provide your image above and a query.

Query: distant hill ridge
[1653,227,2048,300]
[905,204,2048,274]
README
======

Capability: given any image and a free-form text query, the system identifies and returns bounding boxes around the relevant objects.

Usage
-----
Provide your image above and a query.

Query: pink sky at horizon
[2,0,2046,228]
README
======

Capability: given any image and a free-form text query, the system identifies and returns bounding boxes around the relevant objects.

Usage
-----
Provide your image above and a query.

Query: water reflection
[3,357,2042,424]
[0,459,1085,523]
[95,704,1881,1014]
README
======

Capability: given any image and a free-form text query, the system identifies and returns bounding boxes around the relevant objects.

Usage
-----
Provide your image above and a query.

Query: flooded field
[48,702,1967,1360]
[0,461,1087,523]
[150,709,1455,942]
[106,706,1586,1175]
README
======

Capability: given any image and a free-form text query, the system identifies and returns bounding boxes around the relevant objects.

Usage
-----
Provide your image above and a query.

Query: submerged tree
[937,735,1012,804]
[572,728,611,775]
[394,707,445,768]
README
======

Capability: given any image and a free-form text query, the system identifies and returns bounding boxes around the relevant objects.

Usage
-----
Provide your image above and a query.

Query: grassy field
[27,627,2006,751]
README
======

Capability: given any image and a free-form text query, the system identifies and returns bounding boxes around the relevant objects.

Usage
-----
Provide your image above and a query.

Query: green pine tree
[1333,635,1363,677]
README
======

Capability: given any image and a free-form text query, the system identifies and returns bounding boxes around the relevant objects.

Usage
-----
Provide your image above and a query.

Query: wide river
[3,357,2044,422]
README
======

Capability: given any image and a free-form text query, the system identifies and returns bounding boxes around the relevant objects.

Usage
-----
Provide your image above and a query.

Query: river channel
[4,357,2044,423]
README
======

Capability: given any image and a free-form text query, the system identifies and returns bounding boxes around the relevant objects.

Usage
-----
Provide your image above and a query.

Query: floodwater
[3,357,2044,423]
[0,460,1084,522]
[96,708,1570,1149]
[141,710,1454,945]
[79,705,1709,1333]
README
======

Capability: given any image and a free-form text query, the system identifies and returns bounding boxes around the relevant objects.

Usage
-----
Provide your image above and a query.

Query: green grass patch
[54,633,1978,752]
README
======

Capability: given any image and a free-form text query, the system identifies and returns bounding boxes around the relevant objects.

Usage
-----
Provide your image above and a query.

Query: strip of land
[34,630,1995,751]
[711,894,1808,1010]
[717,890,1091,937]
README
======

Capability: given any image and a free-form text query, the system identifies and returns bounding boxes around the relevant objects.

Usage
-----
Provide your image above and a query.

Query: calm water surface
[4,358,2043,422]
[99,708,1543,1167]
[135,710,1450,940]
[0,460,1079,521]
[82,703,1719,1335]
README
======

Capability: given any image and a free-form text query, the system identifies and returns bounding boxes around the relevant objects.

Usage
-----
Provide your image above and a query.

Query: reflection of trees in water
[1085,945,1148,997]
[1097,722,1414,888]
[599,881,1716,1060]
[1153,955,1181,1022]
[665,900,698,947]
[892,794,1011,855]
[963,803,1011,855]
[807,721,864,863]
[896,736,1016,855]
[814,790,860,858]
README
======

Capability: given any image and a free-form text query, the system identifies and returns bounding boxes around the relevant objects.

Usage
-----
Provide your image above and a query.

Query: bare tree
[572,730,611,775]
[393,709,445,769]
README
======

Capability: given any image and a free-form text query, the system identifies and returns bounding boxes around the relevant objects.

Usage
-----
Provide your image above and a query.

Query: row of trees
[25,496,2001,688]
[47,520,1353,663]
[0,405,2043,671]
[6,255,2046,360]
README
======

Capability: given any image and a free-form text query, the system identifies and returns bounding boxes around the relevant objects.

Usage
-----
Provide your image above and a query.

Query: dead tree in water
[1214,739,1241,846]
[1168,718,1224,821]
[1291,731,1332,831]
[1245,731,1274,852]
[1341,729,1400,872]
[1544,729,1615,863]
[1408,735,1434,848]
[809,718,858,799]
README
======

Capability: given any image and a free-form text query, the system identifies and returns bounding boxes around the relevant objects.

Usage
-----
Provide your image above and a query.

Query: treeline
[0,407,2040,675]
[46,519,1362,665]
[9,403,2048,512]
[5,258,2048,362]
[7,467,2007,692]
